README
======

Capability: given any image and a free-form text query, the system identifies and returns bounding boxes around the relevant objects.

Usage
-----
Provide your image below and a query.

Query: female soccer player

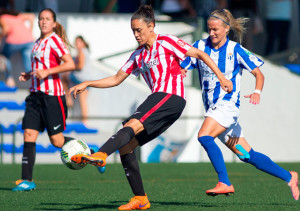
[70,5,232,210]
[181,9,299,200]
[12,8,76,192]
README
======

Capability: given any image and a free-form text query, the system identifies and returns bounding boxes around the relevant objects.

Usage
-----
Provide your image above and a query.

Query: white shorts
[205,101,244,143]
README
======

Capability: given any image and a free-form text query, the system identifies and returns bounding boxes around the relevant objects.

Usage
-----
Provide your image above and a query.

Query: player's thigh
[22,93,45,132]
[42,94,68,136]
[198,117,227,138]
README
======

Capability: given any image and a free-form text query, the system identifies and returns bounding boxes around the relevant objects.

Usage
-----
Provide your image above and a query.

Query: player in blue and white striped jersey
[181,9,299,200]
[181,35,263,111]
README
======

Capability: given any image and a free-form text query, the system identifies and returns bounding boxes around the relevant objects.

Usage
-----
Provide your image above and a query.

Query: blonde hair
[209,9,248,44]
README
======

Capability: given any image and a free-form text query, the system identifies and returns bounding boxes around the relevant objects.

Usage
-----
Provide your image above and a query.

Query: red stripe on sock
[140,94,171,123]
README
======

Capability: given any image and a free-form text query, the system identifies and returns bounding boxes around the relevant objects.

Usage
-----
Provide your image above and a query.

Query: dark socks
[99,127,135,156]
[121,153,145,196]
[21,142,36,181]
[245,149,292,183]
[198,136,231,186]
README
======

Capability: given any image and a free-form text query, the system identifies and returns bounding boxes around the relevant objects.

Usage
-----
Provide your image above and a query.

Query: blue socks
[198,136,231,186]
[245,149,292,183]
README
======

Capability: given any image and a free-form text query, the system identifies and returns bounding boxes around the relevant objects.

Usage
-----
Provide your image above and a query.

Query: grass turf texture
[1,163,300,210]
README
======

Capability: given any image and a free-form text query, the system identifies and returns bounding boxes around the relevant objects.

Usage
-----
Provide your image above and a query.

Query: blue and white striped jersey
[181,37,264,111]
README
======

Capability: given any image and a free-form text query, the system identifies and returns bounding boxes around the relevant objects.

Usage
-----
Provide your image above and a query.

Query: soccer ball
[61,139,91,170]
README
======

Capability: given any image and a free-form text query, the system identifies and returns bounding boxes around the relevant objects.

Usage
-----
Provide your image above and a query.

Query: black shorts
[22,92,68,136]
[123,92,186,146]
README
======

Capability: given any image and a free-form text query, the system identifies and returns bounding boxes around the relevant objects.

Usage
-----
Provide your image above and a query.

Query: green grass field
[0,163,299,211]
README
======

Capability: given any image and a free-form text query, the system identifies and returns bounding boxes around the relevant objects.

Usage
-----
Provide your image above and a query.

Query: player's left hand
[220,78,233,93]
[244,93,260,105]
[31,69,49,80]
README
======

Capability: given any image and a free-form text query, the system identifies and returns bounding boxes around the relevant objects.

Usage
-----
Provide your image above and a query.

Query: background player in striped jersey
[12,8,76,192]
[181,9,299,200]
[70,5,232,210]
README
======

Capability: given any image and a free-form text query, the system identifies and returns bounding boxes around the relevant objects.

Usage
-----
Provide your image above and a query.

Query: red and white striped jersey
[121,34,191,99]
[30,32,69,96]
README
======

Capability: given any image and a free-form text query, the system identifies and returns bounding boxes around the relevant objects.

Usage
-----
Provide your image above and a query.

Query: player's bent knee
[235,144,250,162]
[24,129,39,142]
[50,137,64,148]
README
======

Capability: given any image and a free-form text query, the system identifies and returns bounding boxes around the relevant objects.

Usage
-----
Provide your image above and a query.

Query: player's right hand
[220,78,233,93]
[69,82,88,99]
[180,68,187,78]
[19,72,31,82]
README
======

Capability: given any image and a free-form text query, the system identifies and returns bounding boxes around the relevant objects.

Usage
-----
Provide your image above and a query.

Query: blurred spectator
[265,0,292,56]
[161,0,197,20]
[93,0,118,13]
[0,9,35,87]
[63,36,93,124]
[229,0,262,51]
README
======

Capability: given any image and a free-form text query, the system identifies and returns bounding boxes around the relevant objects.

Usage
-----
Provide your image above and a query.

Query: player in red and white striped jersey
[70,5,232,210]
[121,34,191,99]
[30,32,70,96]
[13,8,75,192]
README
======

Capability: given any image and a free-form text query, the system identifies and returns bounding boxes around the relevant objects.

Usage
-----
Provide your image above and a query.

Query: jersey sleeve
[180,40,200,70]
[236,45,264,72]
[161,35,191,61]
[50,35,69,58]
[121,49,140,77]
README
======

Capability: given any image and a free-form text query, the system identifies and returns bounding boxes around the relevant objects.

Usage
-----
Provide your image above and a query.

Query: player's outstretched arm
[69,69,129,99]
[244,67,264,105]
[186,47,233,92]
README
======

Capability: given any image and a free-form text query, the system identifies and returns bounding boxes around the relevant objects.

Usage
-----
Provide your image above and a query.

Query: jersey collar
[207,36,229,52]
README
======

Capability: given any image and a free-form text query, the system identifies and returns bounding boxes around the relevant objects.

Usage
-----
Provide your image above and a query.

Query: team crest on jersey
[227,52,233,60]
[177,40,186,48]
[152,50,157,57]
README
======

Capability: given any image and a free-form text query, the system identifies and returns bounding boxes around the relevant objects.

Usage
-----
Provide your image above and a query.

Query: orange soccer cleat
[71,152,107,167]
[206,182,235,196]
[288,171,299,201]
[118,195,150,210]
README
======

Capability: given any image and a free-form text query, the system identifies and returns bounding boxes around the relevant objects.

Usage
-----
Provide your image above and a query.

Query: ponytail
[54,22,72,48]
[209,9,248,44]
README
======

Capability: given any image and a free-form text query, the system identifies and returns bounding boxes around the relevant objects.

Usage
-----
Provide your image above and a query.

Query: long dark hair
[131,5,155,26]
[38,8,71,48]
